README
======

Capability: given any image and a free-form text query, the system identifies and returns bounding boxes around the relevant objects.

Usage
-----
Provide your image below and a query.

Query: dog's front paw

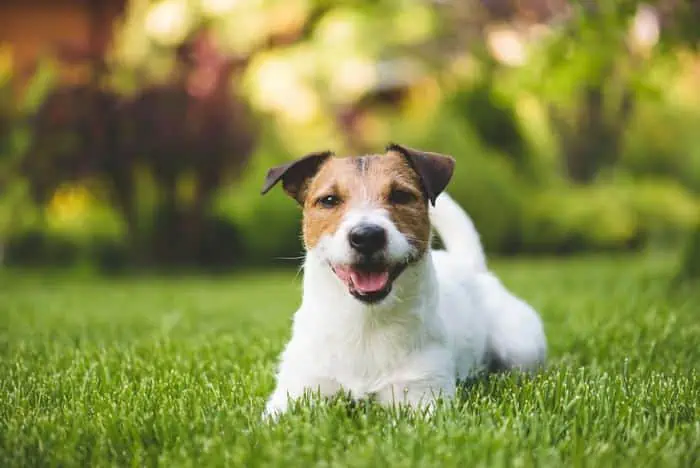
[261,399,287,423]
[375,379,454,418]
[261,408,280,423]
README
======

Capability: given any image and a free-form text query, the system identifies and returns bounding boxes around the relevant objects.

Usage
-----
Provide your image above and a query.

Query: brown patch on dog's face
[261,144,454,304]
[302,151,431,255]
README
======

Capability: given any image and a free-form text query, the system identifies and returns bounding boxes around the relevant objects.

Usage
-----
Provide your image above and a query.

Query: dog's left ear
[260,151,333,204]
[386,143,455,206]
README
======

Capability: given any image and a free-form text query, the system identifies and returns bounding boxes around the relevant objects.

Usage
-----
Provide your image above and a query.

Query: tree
[21,31,258,268]
[679,222,700,280]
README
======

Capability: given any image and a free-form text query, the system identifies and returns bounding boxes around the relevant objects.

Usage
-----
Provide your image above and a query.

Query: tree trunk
[554,82,633,184]
[680,221,700,281]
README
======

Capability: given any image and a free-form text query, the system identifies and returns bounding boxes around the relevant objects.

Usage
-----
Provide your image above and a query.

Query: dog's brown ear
[386,143,455,206]
[261,151,333,203]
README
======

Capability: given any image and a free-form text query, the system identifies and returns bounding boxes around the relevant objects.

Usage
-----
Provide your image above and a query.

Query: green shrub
[236,199,304,266]
[622,105,700,193]
[522,185,640,254]
[522,179,700,254]
[4,229,81,267]
[147,208,247,271]
[215,140,306,267]
[90,237,131,274]
[629,179,700,243]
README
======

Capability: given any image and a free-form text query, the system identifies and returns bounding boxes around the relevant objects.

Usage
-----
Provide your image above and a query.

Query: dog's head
[261,143,455,305]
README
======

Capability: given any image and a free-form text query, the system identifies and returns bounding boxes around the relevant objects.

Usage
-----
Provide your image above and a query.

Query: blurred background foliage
[0,0,699,278]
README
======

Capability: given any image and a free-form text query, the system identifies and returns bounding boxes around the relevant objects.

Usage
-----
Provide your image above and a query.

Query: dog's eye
[317,194,342,208]
[389,189,416,205]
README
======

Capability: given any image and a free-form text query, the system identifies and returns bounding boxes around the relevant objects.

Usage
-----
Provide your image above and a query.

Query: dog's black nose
[349,224,387,254]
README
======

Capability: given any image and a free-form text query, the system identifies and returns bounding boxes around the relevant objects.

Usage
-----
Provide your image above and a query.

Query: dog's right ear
[260,151,333,204]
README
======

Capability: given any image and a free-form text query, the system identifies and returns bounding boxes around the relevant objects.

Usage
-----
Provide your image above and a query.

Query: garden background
[1,0,699,276]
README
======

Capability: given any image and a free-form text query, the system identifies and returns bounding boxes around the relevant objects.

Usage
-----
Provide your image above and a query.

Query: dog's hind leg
[478,273,547,373]
[430,192,546,373]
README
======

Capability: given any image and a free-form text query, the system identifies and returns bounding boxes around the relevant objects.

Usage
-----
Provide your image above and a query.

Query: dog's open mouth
[331,262,407,304]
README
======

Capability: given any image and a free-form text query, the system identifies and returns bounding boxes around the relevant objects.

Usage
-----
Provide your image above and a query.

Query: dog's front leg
[374,377,455,416]
[374,346,457,416]
[263,373,342,420]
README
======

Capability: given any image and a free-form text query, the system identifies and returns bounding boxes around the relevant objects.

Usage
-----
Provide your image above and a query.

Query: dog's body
[261,145,546,417]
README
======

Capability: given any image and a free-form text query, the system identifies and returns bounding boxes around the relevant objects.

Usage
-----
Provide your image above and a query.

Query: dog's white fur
[264,192,547,417]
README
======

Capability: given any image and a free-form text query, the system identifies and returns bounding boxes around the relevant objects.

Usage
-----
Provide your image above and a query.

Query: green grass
[1,254,698,467]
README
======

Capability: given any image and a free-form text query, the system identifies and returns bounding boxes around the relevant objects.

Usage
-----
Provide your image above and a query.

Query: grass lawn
[1,253,698,467]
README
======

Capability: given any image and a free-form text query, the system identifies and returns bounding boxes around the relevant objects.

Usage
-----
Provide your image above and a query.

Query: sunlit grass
[0,253,698,466]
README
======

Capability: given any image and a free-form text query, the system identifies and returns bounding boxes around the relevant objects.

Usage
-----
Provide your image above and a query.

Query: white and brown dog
[260,143,546,418]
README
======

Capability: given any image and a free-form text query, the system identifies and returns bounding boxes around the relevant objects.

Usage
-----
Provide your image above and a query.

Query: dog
[260,143,547,418]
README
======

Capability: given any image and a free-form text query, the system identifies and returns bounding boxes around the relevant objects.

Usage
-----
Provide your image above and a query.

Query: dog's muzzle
[331,261,408,304]
[329,222,413,304]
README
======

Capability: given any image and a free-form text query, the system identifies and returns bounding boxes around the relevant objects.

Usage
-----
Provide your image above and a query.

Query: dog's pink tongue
[350,269,389,293]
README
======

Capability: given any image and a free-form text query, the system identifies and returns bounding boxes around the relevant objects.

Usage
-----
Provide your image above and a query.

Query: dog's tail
[429,192,487,272]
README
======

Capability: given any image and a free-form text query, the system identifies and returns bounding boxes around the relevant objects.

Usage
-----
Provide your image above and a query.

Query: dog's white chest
[304,311,432,390]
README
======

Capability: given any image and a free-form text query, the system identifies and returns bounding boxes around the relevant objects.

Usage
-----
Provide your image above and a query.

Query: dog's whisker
[293,261,306,280]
